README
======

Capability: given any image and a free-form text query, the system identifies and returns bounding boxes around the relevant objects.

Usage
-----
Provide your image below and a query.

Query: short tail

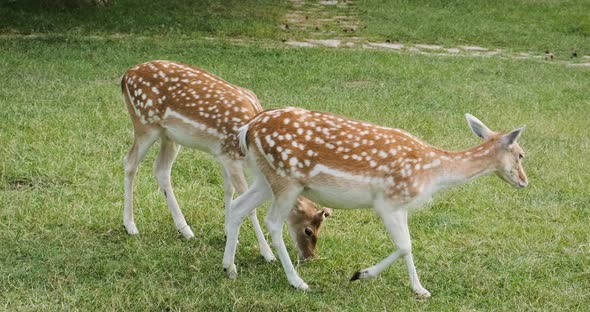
[238,123,250,156]
[120,73,132,107]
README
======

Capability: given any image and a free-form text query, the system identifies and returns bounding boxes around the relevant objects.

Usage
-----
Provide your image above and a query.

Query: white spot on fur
[289,157,299,167]
[265,135,275,147]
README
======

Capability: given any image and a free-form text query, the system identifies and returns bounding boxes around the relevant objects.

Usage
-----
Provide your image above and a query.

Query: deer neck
[428,139,498,190]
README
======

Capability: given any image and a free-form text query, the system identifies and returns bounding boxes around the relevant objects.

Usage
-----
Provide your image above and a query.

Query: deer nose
[301,250,316,260]
[517,170,528,188]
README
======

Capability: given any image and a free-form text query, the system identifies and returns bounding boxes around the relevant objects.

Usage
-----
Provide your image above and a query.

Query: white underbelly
[161,123,222,155]
[302,181,375,209]
[299,165,384,209]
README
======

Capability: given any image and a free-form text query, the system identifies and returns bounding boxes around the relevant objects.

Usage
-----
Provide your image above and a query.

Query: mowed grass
[359,0,590,55]
[1,1,589,310]
[1,34,589,310]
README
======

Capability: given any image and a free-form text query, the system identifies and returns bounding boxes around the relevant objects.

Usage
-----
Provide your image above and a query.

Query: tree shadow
[0,0,283,37]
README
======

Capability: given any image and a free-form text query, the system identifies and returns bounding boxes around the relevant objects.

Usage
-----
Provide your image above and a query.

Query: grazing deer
[223,107,527,296]
[121,61,330,260]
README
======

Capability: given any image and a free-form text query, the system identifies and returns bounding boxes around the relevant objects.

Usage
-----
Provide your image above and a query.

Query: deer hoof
[179,225,195,239]
[350,269,369,281]
[414,287,431,298]
[260,247,276,262]
[125,222,139,235]
[224,264,237,279]
[292,280,309,290]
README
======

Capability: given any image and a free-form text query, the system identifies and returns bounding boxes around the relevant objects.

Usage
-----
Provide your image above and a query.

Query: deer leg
[123,129,160,235]
[222,158,275,262]
[223,177,271,278]
[264,184,308,290]
[220,165,235,237]
[351,205,430,298]
[248,206,275,262]
[154,136,194,239]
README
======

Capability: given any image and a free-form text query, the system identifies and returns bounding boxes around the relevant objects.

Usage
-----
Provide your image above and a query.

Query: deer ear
[294,198,310,212]
[315,208,332,220]
[465,113,493,140]
[501,126,525,146]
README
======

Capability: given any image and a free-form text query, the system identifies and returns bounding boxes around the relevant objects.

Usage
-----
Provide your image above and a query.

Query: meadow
[1,0,589,310]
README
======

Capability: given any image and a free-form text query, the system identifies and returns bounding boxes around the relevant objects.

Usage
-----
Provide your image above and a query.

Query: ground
[1,0,589,311]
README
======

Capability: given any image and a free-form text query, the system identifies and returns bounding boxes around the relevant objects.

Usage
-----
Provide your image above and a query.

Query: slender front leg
[222,158,274,261]
[402,247,429,297]
[248,208,275,262]
[222,177,271,278]
[123,130,160,235]
[154,137,194,239]
[351,204,430,298]
[264,184,308,290]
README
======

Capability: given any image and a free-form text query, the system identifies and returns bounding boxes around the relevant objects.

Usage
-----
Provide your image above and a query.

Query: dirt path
[284,0,360,41]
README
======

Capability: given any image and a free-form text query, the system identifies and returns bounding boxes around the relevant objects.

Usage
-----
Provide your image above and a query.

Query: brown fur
[245,107,526,204]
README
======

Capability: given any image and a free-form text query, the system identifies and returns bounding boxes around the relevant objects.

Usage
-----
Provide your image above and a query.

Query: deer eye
[518,153,524,160]
[304,227,313,237]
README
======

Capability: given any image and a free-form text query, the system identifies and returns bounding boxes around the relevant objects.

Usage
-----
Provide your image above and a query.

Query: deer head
[288,197,332,260]
[466,113,528,188]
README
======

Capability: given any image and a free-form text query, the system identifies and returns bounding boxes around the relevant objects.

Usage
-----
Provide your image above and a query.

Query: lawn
[1,1,589,311]
[359,0,590,54]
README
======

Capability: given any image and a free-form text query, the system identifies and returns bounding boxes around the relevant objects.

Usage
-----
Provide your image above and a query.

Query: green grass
[1,35,589,310]
[0,0,288,38]
[359,0,590,54]
[1,1,590,310]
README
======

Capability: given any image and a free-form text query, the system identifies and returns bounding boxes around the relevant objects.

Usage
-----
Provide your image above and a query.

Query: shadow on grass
[0,0,286,38]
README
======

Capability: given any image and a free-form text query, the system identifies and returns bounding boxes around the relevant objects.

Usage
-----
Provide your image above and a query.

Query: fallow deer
[223,107,527,296]
[121,61,329,260]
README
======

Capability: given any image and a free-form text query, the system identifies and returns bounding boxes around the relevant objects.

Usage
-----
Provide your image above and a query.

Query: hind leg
[154,136,194,239]
[221,163,235,237]
[123,129,160,235]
